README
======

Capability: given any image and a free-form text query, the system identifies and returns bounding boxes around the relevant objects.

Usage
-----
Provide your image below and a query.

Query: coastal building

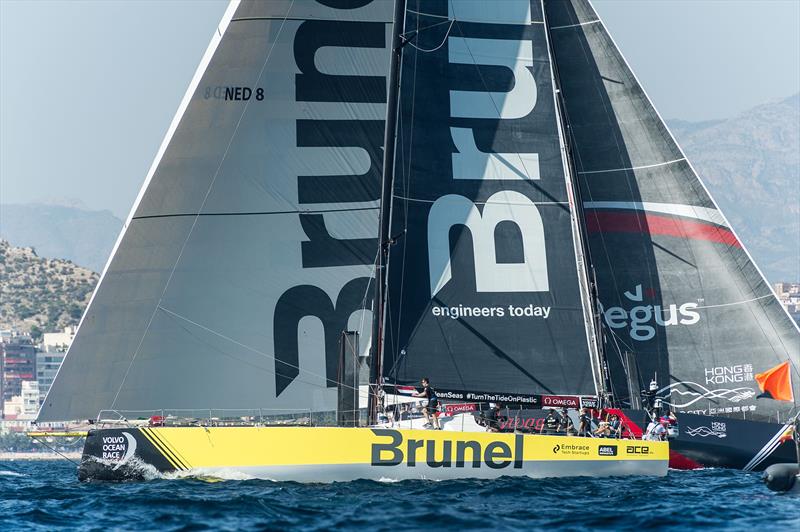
[42,326,76,350]
[2,381,38,420]
[21,380,40,418]
[1,334,36,414]
[37,326,75,402]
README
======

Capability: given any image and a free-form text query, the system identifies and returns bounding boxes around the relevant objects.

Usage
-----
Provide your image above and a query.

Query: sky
[1,0,799,219]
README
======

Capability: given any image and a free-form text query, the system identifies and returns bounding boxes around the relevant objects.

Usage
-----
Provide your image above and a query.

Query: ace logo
[626,445,651,455]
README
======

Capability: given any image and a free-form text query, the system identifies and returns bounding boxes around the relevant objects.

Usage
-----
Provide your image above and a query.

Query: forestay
[381,0,600,401]
[38,0,393,421]
[545,0,799,420]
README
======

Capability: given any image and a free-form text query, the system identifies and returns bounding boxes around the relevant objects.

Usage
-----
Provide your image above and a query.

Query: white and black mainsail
[380,0,603,401]
[39,0,394,421]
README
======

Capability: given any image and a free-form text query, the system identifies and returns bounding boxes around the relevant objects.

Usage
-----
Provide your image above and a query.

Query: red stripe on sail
[585,211,741,248]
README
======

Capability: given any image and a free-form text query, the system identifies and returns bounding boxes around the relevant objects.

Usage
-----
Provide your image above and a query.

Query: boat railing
[92,406,668,441]
[93,407,370,429]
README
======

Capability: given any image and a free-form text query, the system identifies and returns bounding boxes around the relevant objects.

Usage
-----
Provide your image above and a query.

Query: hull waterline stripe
[743,423,792,471]
[144,428,191,470]
[141,428,188,471]
[744,437,782,472]
[585,211,741,248]
[149,429,191,469]
[147,429,192,470]
[138,428,182,470]
[582,201,726,227]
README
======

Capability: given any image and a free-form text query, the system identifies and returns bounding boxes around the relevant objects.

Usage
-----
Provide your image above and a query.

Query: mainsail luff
[39,0,395,422]
[370,0,408,424]
[541,0,606,400]
[545,0,800,420]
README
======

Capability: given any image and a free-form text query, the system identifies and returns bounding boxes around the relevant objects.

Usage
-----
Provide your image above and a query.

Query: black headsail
[545,0,799,421]
[380,0,602,402]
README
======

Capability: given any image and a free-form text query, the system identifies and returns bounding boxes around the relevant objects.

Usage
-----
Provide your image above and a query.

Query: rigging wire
[110,1,298,409]
[27,435,81,467]
[402,19,455,53]
[387,4,422,376]
[157,305,364,395]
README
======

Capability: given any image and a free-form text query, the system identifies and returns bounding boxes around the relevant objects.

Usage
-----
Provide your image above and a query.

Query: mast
[369,0,406,425]
[542,0,610,403]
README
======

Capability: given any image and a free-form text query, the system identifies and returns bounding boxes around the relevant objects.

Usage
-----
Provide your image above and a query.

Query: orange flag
[755,361,795,402]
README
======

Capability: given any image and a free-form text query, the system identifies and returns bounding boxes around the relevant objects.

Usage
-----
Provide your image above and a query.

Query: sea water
[0,460,797,531]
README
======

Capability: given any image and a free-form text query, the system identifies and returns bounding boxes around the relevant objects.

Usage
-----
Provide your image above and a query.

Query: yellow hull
[79,426,668,482]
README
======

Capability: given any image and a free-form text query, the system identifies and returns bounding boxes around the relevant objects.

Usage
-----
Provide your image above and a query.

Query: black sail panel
[382,0,598,398]
[545,0,800,420]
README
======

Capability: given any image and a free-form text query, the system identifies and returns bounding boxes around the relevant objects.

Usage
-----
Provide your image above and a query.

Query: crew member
[593,419,611,438]
[485,403,501,432]
[641,378,659,410]
[540,409,561,435]
[578,407,593,437]
[645,419,668,441]
[558,407,575,435]
[608,414,623,439]
[411,377,441,430]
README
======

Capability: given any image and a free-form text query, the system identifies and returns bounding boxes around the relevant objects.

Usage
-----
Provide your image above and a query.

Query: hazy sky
[1,0,799,219]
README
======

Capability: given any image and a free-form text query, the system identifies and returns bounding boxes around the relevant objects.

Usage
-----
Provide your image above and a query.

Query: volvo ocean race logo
[601,285,700,341]
[101,432,137,468]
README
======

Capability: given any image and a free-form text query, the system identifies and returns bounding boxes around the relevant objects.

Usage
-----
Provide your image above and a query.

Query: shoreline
[0,452,82,461]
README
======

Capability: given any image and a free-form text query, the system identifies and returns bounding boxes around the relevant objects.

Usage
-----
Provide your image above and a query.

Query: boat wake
[83,455,163,481]
[165,468,258,482]
[0,470,24,477]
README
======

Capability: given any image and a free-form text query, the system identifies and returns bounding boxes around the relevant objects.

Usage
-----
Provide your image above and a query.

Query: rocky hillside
[668,93,800,283]
[0,203,122,273]
[0,240,98,337]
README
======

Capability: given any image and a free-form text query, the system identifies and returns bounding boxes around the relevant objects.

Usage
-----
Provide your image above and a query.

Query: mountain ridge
[666,93,800,283]
[0,203,122,273]
[0,95,797,285]
[0,240,98,336]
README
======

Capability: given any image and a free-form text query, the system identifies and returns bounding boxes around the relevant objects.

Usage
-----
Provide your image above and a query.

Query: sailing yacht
[36,0,796,481]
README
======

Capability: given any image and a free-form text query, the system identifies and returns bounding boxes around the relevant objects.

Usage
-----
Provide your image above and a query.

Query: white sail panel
[38,0,393,421]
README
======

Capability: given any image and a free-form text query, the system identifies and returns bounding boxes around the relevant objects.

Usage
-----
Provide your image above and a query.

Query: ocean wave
[1,461,796,530]
[166,468,258,482]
